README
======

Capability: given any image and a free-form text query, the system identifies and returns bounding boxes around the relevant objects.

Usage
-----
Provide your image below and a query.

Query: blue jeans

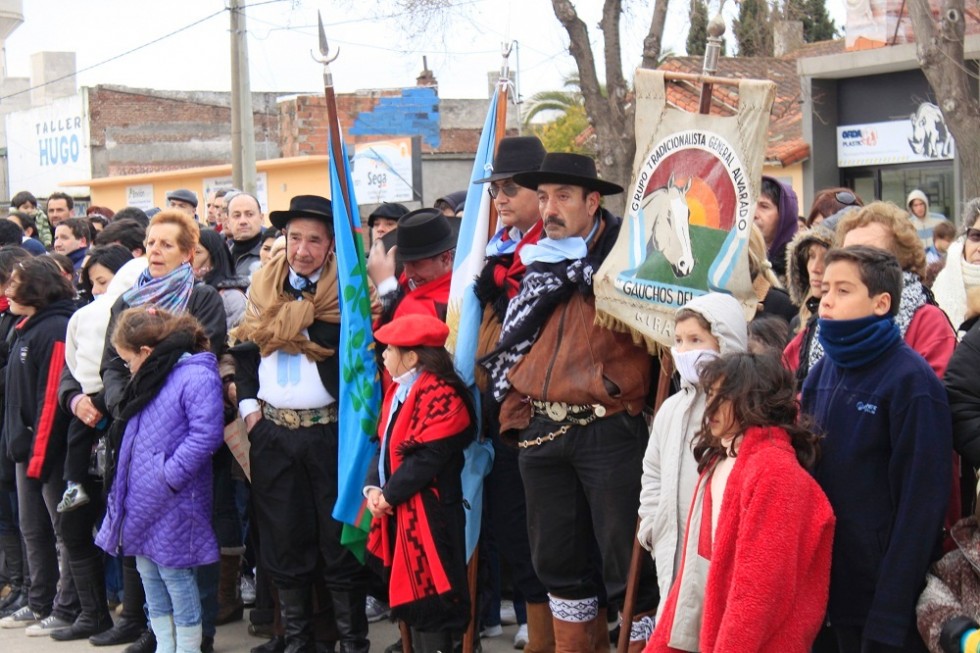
[135,556,202,628]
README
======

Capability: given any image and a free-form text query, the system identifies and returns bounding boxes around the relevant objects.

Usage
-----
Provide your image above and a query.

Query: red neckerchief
[393,271,452,320]
[493,221,543,300]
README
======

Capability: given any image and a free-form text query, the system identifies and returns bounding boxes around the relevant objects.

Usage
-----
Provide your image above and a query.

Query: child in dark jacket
[95,307,224,653]
[803,246,952,653]
[364,314,475,653]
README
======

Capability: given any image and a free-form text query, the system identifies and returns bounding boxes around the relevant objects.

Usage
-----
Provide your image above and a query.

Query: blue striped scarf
[121,262,195,315]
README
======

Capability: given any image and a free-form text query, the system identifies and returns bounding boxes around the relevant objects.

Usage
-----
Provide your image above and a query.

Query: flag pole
[616,17,724,653]
[314,11,354,231]
[459,41,513,653]
[487,42,512,241]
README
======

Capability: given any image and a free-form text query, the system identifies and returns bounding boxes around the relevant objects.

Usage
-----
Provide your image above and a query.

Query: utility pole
[229,0,257,194]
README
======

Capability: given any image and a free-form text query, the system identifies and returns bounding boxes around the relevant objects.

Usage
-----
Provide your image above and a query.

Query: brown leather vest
[499,292,652,433]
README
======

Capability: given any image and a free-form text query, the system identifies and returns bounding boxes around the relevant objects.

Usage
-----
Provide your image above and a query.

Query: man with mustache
[480,153,658,653]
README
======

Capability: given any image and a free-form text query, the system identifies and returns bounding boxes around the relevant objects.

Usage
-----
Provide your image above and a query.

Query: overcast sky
[3,0,847,108]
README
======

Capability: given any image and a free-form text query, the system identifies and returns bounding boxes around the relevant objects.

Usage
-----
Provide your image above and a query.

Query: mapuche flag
[329,132,382,562]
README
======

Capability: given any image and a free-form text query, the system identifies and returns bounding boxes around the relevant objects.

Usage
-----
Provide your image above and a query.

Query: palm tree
[522,76,585,127]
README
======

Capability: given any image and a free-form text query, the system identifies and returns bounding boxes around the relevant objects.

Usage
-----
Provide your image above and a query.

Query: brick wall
[278,87,496,158]
[87,85,281,177]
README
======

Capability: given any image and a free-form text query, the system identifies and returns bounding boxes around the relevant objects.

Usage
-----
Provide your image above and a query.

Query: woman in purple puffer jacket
[95,306,224,653]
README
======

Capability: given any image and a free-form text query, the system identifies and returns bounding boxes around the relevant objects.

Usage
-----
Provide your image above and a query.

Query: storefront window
[842,163,955,223]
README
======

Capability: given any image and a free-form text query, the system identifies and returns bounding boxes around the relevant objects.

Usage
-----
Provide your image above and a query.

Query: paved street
[0,615,523,653]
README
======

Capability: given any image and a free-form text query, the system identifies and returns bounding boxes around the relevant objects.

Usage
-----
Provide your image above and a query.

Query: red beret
[374,314,449,348]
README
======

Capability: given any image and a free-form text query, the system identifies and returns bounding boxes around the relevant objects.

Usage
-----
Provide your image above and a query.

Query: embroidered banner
[595,70,774,350]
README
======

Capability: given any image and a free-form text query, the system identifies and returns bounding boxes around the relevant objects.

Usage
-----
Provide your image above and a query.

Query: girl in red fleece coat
[645,353,835,653]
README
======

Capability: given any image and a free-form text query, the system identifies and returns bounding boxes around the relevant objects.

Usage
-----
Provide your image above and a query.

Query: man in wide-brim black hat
[368,207,457,329]
[471,135,558,653]
[479,152,659,650]
[233,194,379,653]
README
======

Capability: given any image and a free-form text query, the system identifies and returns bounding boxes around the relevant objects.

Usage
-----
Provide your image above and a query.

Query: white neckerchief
[378,368,419,486]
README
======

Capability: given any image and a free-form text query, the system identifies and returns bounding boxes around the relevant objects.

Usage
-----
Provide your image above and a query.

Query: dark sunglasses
[966,228,980,244]
[488,183,521,200]
[835,190,858,206]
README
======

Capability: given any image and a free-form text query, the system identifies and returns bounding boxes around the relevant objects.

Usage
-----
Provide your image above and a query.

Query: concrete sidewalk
[0,614,523,653]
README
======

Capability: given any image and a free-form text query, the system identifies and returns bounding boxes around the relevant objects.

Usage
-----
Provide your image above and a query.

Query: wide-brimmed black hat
[396,208,457,261]
[269,195,333,230]
[513,153,623,196]
[473,136,548,184]
[367,202,408,227]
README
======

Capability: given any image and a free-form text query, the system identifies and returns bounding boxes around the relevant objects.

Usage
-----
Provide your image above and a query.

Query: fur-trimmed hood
[785,224,835,306]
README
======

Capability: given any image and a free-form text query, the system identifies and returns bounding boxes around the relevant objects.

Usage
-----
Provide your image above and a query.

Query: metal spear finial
[312,11,339,86]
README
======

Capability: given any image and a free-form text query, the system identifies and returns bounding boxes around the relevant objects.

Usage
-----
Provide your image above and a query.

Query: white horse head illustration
[643,174,694,278]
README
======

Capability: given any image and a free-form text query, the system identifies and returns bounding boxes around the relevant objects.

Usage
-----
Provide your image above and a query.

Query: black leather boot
[52,554,113,640]
[252,634,286,653]
[411,629,455,653]
[90,556,146,646]
[279,586,315,653]
[122,629,156,653]
[329,590,370,653]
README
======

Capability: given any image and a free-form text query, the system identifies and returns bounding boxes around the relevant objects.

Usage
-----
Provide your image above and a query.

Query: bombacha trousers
[517,412,658,614]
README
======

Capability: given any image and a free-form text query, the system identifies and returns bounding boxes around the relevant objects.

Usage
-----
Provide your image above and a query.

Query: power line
[0,0,289,102]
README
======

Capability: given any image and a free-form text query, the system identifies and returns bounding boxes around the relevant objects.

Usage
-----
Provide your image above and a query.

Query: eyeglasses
[835,190,859,206]
[966,228,980,244]
[488,183,521,200]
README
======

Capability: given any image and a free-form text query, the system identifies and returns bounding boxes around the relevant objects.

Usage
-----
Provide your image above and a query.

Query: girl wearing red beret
[364,314,476,653]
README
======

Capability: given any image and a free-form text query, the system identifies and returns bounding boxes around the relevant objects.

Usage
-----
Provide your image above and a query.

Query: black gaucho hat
[396,208,457,261]
[269,195,333,230]
[513,152,623,196]
[473,136,547,184]
[368,202,408,228]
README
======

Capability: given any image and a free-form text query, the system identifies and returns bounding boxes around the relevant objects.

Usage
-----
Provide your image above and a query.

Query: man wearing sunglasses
[472,136,554,653]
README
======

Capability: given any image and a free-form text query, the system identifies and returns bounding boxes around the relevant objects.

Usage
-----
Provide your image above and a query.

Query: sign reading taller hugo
[6,94,92,196]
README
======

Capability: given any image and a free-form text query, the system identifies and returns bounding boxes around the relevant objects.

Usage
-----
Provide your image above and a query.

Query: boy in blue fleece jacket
[802,246,951,653]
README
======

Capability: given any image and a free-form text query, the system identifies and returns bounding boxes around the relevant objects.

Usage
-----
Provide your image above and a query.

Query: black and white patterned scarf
[807,271,931,373]
[478,258,593,401]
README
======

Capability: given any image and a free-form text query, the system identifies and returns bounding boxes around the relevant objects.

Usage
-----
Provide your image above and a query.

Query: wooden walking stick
[615,15,728,653]
[616,355,673,653]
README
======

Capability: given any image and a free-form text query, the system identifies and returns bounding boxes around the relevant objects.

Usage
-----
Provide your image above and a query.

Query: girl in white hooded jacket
[636,293,748,626]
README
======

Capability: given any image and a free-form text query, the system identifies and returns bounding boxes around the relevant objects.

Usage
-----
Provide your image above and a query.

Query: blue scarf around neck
[817,313,901,369]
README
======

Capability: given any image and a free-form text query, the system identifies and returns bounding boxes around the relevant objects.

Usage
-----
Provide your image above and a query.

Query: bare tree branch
[641,0,670,69]
[908,0,980,198]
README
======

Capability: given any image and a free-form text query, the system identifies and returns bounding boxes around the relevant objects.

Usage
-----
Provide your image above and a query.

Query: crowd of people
[0,135,978,653]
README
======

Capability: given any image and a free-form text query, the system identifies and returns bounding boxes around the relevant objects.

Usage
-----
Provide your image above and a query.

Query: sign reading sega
[6,94,92,196]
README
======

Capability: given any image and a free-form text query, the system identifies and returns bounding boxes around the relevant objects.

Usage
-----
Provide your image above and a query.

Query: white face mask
[671,348,720,386]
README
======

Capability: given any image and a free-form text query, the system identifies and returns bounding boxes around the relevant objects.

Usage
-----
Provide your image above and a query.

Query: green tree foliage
[687,0,709,56]
[802,0,837,41]
[779,0,837,42]
[734,0,774,56]
[531,104,593,155]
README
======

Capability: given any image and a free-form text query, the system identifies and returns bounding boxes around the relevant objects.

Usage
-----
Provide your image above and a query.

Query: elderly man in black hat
[473,136,555,653]
[232,195,379,653]
[480,153,658,653]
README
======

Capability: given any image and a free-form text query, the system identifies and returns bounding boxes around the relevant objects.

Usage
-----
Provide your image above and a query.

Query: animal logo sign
[615,129,753,310]
[908,102,953,159]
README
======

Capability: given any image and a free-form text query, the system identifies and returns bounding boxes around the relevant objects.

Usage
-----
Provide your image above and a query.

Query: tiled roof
[657,46,834,167]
